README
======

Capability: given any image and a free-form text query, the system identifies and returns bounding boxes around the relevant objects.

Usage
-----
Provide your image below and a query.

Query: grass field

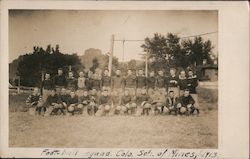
[9,87,218,148]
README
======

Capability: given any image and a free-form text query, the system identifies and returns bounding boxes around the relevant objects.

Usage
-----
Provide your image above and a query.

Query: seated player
[135,88,152,116]
[177,89,199,115]
[89,88,99,115]
[25,87,43,115]
[120,90,137,115]
[60,88,70,111]
[164,90,179,115]
[78,89,91,115]
[66,91,81,116]
[150,90,166,115]
[111,90,121,115]
[96,90,112,116]
[44,89,64,116]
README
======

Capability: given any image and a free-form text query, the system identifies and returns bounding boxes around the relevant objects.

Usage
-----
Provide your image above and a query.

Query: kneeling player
[177,89,199,115]
[111,90,122,115]
[136,88,152,116]
[120,90,137,115]
[45,89,64,116]
[26,87,44,115]
[150,90,166,115]
[96,90,112,116]
[67,91,81,115]
[78,89,91,115]
[164,90,179,115]
[89,89,99,115]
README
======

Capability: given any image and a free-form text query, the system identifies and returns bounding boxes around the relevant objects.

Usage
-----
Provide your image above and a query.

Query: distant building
[198,64,218,81]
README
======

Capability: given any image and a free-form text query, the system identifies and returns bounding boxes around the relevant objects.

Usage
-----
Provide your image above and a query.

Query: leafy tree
[141,33,214,71]
[16,45,83,86]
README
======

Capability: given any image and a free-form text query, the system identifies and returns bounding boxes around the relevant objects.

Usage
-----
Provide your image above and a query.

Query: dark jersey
[136,94,151,104]
[147,76,156,89]
[156,76,167,88]
[79,95,91,104]
[67,96,79,105]
[60,94,70,103]
[42,79,54,90]
[137,76,147,88]
[66,77,77,90]
[102,76,111,87]
[85,78,94,90]
[167,75,179,87]
[121,95,132,105]
[179,95,195,107]
[124,75,137,88]
[111,75,124,89]
[54,75,66,87]
[178,76,187,90]
[99,95,112,105]
[92,79,101,90]
[186,76,198,94]
[46,94,61,106]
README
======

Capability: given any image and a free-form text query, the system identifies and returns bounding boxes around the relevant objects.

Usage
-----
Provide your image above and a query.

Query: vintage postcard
[0,0,249,158]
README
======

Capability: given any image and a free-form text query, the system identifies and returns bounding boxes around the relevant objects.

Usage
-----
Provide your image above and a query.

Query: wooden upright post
[108,34,115,77]
[145,52,148,77]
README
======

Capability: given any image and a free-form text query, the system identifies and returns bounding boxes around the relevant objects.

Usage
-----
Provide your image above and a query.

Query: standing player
[136,69,147,95]
[156,70,167,95]
[77,71,86,96]
[66,71,77,93]
[41,73,54,102]
[124,69,137,96]
[111,69,124,97]
[92,73,102,94]
[178,70,187,97]
[54,68,67,93]
[147,71,156,96]
[85,70,94,91]
[186,69,199,108]
[167,68,179,97]
[101,69,112,93]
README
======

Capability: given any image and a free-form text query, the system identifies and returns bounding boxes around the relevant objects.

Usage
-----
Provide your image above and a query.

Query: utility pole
[145,52,148,77]
[108,34,115,77]
[122,38,125,62]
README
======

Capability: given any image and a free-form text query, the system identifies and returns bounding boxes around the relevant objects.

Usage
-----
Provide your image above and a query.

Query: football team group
[25,67,200,117]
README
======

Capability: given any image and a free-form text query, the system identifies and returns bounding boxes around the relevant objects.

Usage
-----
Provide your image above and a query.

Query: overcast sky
[9,10,218,63]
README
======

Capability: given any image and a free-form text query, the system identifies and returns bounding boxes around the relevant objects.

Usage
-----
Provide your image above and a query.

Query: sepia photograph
[8,9,219,149]
[7,9,219,149]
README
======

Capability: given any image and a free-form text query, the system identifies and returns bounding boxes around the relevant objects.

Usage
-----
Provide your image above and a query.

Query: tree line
[9,33,215,87]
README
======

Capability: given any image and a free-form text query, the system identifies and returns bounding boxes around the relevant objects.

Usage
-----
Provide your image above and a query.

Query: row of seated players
[26,87,199,116]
